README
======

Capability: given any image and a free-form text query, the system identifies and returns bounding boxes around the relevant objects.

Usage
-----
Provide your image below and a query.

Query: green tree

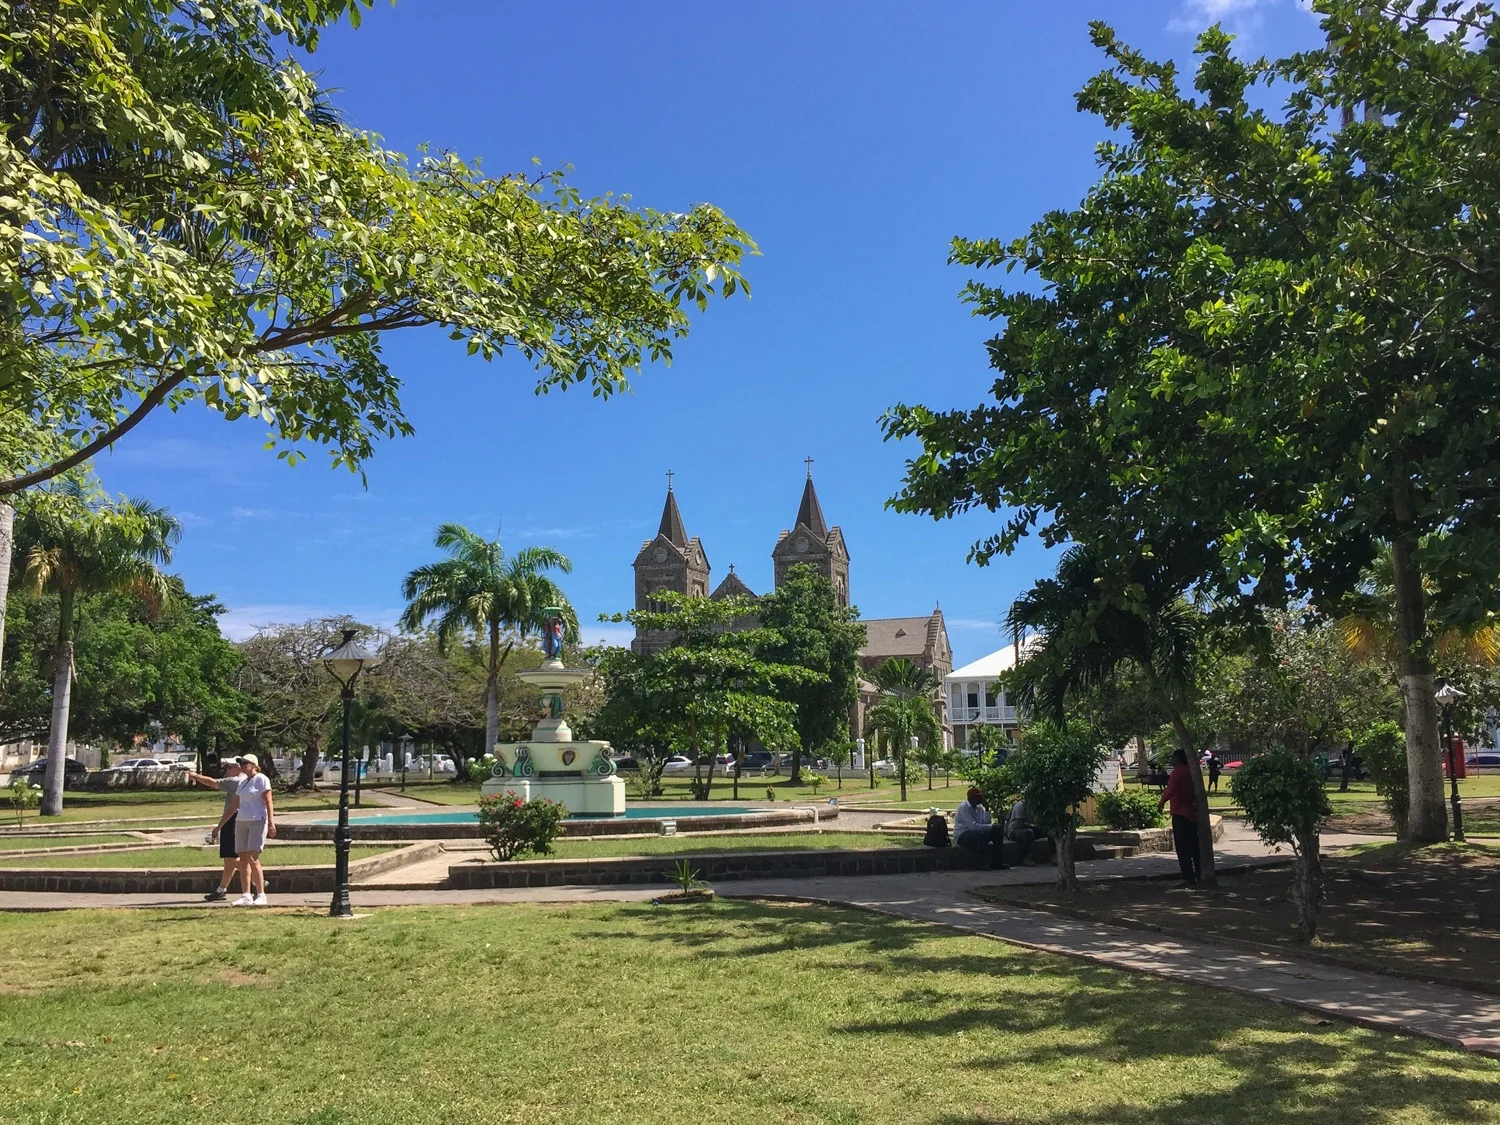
[400,525,574,755]
[603,593,810,800]
[1004,546,1218,885]
[1230,748,1333,942]
[1008,722,1110,893]
[1,0,752,497]
[883,4,1500,844]
[20,484,179,814]
[864,658,942,802]
[963,723,1012,765]
[756,563,866,784]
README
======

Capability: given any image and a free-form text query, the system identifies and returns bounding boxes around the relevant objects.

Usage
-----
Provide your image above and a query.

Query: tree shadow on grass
[577,899,935,959]
[841,946,1500,1125]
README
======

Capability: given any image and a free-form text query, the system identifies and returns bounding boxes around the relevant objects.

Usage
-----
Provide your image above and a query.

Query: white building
[944,639,1038,749]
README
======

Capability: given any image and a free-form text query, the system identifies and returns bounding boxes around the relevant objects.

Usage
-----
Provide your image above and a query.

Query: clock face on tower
[795,536,810,554]
[652,546,668,562]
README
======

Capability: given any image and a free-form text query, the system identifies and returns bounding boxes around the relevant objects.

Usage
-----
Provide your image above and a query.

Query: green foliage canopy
[1,0,754,494]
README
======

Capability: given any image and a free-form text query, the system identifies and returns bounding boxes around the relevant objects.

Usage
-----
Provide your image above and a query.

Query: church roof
[657,487,688,548]
[860,610,946,659]
[794,476,828,538]
[711,568,757,601]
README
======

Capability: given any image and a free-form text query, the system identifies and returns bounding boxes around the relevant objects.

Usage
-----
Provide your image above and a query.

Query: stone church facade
[631,472,951,739]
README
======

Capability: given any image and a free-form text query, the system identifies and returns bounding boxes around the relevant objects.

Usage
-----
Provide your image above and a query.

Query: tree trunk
[295,737,322,790]
[1167,710,1217,888]
[41,589,76,817]
[1391,518,1446,843]
[1056,821,1077,893]
[0,499,13,689]
[483,624,507,755]
[1291,829,1322,943]
[1135,734,1148,779]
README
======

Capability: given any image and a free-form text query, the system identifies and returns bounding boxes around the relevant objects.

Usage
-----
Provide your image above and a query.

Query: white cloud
[230,506,274,519]
[577,621,636,651]
[1168,0,1272,37]
[175,510,213,528]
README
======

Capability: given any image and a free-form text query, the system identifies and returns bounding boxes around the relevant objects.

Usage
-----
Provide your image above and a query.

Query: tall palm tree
[400,524,576,755]
[1005,544,1217,885]
[866,657,941,801]
[22,485,180,816]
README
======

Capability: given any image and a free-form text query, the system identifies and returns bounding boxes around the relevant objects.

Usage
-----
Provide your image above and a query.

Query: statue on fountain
[541,610,565,662]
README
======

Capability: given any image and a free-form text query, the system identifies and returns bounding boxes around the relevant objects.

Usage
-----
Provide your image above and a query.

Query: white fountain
[480,609,625,817]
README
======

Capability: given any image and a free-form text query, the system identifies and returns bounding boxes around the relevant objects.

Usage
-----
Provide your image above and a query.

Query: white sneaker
[231,894,254,906]
[251,893,269,907]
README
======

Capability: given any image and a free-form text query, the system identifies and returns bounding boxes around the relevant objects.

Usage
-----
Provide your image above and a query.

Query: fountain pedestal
[480,658,625,817]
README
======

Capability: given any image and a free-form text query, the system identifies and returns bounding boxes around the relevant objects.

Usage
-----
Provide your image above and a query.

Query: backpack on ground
[923,813,950,848]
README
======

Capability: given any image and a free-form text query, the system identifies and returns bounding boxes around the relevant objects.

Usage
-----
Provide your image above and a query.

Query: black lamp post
[323,628,373,918]
[1436,681,1467,843]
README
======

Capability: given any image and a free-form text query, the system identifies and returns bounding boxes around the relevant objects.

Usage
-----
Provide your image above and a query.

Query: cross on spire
[804,455,814,479]
[665,468,675,491]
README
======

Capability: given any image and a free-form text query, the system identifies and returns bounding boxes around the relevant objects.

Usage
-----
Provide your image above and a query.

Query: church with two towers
[630,468,952,739]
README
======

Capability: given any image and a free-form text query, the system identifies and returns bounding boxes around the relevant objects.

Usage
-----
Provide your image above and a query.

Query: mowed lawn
[3,904,1498,1124]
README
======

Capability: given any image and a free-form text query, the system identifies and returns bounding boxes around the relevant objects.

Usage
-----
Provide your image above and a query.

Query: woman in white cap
[223,753,276,905]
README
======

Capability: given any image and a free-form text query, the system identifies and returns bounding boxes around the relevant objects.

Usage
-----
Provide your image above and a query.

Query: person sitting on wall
[954,787,1007,869]
[1006,796,1038,864]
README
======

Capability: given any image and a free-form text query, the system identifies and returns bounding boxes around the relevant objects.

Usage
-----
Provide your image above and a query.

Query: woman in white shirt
[223,754,276,906]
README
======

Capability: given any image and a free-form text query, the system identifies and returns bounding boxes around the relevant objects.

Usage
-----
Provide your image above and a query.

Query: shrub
[804,773,827,795]
[1355,722,1408,838]
[6,778,39,827]
[1095,788,1165,830]
[466,755,498,784]
[1229,748,1332,941]
[476,794,567,861]
[1008,722,1110,892]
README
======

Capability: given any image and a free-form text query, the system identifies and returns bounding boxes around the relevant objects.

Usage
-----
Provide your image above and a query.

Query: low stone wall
[0,841,439,895]
[449,837,1060,889]
[276,806,833,842]
[86,769,193,790]
[1077,815,1223,855]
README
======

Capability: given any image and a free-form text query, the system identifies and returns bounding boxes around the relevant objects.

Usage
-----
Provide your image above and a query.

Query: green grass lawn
[0,845,395,868]
[365,781,482,806]
[0,834,140,852]
[2,903,1496,1124]
[540,831,913,860]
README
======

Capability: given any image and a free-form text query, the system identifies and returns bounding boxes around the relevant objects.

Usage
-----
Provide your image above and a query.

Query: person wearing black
[1157,749,1201,886]
[1207,753,1222,793]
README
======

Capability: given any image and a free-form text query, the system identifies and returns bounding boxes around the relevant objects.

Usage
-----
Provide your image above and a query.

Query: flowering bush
[476,794,568,861]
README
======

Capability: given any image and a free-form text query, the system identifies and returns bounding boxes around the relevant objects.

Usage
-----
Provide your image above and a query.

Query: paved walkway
[9,824,1500,1057]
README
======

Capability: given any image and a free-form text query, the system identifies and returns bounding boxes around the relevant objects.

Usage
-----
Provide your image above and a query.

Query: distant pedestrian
[186,759,243,901]
[1207,754,1222,793]
[223,754,276,906]
[1158,749,1201,886]
[954,787,1006,869]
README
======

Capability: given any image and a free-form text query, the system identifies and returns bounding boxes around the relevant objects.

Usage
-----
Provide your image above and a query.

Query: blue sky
[96,0,1324,665]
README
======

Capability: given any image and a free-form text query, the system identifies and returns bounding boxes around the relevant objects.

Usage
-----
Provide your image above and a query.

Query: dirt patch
[215,968,266,988]
[976,842,1500,996]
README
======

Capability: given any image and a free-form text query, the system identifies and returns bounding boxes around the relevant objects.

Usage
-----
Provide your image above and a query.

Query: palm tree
[866,657,942,801]
[22,485,180,816]
[1005,544,1217,885]
[400,525,576,755]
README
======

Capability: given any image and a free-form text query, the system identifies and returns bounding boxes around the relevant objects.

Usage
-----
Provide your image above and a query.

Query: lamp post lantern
[1435,681,1468,842]
[323,628,373,918]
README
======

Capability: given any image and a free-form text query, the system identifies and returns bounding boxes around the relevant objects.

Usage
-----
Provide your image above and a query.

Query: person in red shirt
[1158,749,1200,886]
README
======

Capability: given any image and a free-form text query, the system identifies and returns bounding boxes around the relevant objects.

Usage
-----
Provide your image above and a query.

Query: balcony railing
[952,706,1015,724]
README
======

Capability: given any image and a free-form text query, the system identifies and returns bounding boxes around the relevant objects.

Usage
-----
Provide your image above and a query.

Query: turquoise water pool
[325,805,755,826]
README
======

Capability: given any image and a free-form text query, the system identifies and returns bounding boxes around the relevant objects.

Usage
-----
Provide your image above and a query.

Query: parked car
[1467,751,1500,768]
[7,757,89,787]
[609,756,640,773]
[738,750,776,774]
[872,758,898,777]
[661,755,696,777]
[114,757,173,771]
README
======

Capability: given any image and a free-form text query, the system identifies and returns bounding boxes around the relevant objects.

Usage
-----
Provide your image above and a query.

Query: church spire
[794,472,828,538]
[658,476,688,547]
